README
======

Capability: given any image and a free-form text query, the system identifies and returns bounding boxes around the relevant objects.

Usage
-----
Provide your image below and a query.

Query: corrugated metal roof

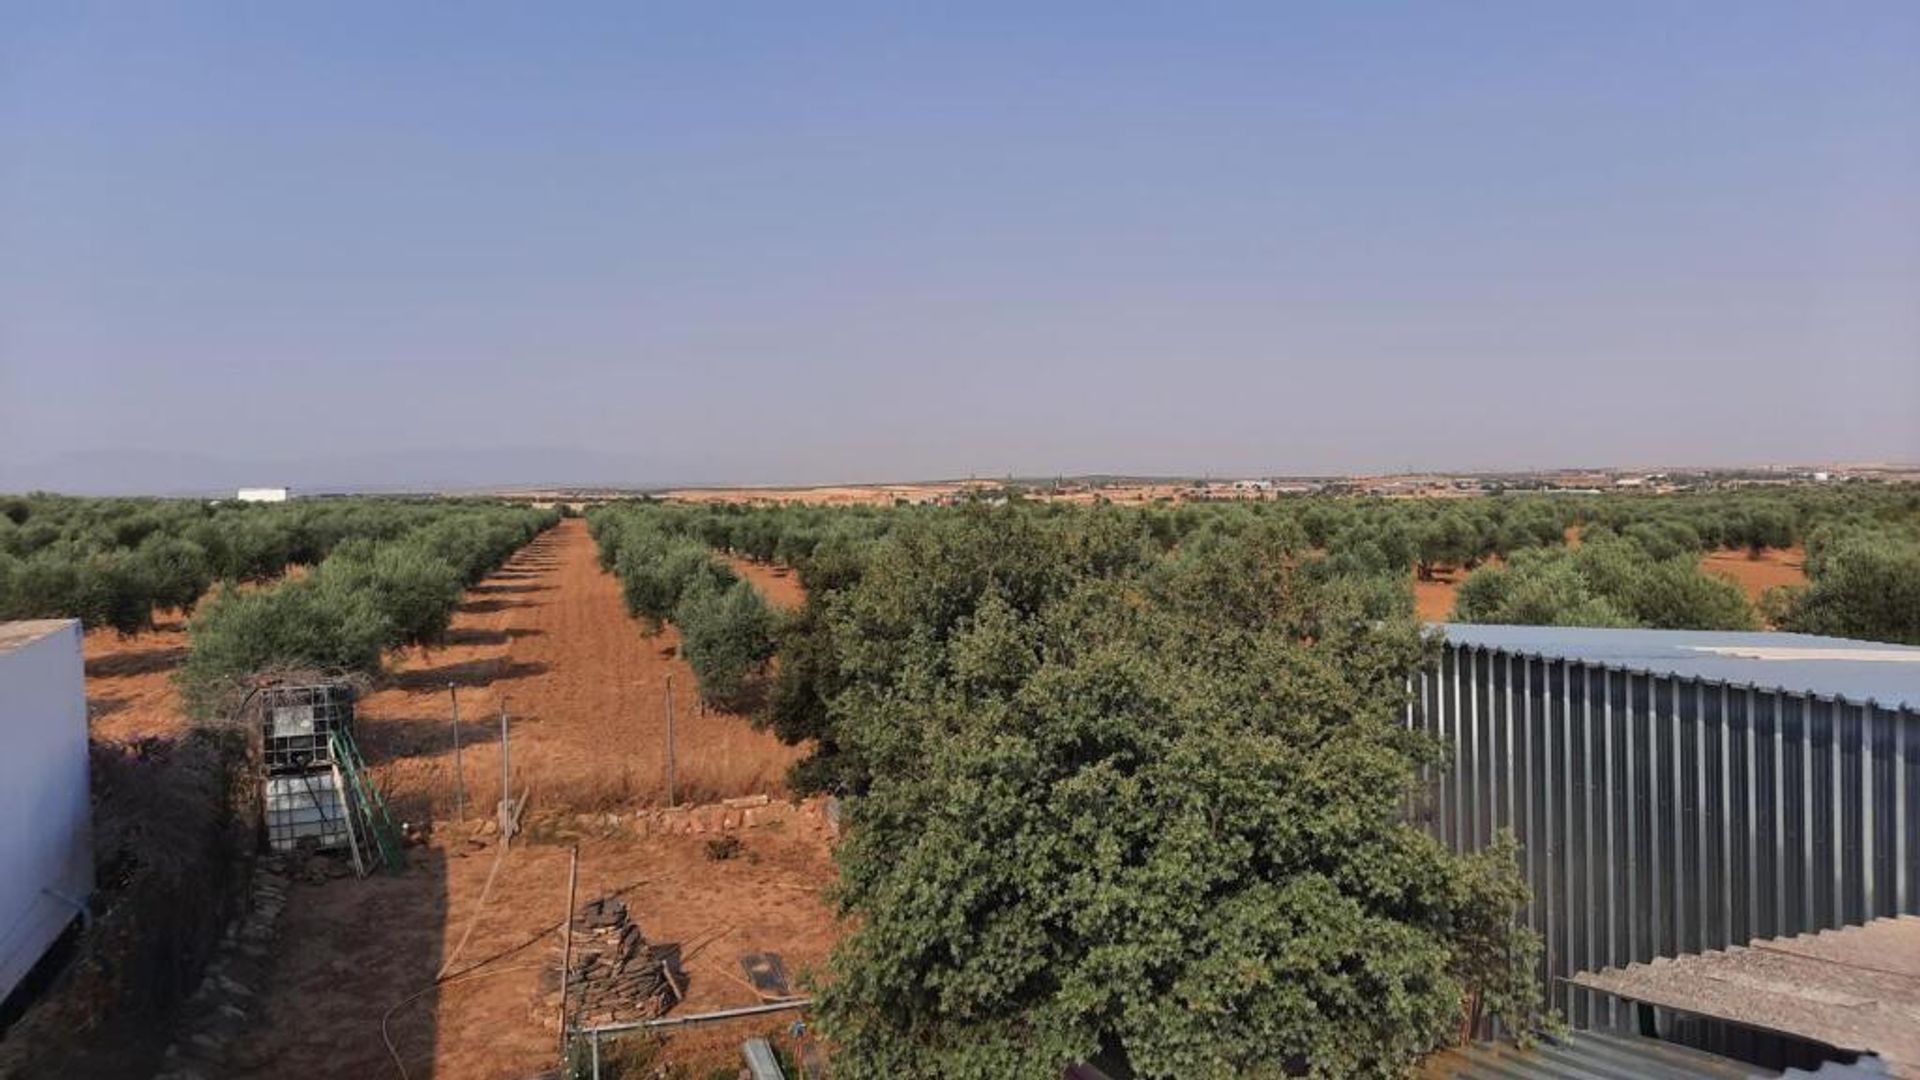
[1422,1030,1763,1078]
[1782,1061,1897,1079]
[1422,1031,1892,1079]
[1572,917,1920,1077]
[1435,625,1920,710]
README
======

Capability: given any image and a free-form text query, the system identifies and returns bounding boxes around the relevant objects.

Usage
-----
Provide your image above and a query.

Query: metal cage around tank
[253,681,360,855]
[257,682,355,773]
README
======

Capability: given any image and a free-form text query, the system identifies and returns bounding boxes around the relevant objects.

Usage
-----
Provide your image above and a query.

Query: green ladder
[331,729,405,874]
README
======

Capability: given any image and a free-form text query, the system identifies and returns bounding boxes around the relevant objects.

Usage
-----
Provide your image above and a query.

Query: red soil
[1414,569,1464,623]
[1701,546,1808,604]
[84,613,192,742]
[725,556,806,610]
[226,809,840,1080]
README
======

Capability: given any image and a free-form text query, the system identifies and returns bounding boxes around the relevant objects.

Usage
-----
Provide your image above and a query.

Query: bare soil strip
[1701,546,1807,604]
[724,555,806,610]
[360,520,804,817]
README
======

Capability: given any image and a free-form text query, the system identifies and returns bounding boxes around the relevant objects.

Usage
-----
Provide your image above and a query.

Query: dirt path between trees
[360,519,804,817]
[1701,545,1807,604]
[724,555,806,610]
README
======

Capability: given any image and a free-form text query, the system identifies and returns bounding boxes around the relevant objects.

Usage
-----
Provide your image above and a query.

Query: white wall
[0,620,92,1001]
[235,487,289,503]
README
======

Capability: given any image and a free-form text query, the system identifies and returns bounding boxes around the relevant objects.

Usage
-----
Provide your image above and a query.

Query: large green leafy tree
[1766,527,1920,644]
[812,509,1542,1079]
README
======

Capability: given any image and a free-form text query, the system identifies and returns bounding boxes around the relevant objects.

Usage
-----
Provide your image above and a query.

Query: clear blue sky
[3,2,1916,492]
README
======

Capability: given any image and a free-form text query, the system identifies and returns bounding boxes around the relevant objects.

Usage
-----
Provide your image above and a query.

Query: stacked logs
[535,896,677,1030]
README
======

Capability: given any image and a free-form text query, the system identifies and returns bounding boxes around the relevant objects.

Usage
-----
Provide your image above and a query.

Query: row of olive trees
[1450,535,1758,630]
[589,506,779,708]
[178,503,558,719]
[0,494,508,633]
[1448,512,1920,643]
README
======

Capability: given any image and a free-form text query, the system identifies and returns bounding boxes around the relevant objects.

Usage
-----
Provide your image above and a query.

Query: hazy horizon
[2,443,1912,499]
[5,3,1918,495]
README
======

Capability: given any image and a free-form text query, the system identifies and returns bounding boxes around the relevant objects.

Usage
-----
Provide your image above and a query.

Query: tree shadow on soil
[86,646,190,678]
[87,696,130,721]
[456,598,535,615]
[441,626,546,648]
[390,658,549,691]
[357,713,480,764]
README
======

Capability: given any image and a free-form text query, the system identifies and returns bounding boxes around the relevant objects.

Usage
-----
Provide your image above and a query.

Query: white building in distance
[236,487,290,503]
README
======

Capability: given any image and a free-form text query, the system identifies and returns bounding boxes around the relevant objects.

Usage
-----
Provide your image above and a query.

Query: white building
[235,487,290,503]
[0,620,92,1001]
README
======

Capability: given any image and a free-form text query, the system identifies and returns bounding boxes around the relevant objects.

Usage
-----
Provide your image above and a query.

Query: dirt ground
[356,520,805,819]
[724,557,805,611]
[1414,569,1465,623]
[1702,545,1807,604]
[223,808,839,1080]
[84,612,192,742]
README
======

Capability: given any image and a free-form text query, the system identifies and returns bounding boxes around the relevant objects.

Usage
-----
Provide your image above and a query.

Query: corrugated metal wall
[1407,644,1920,1028]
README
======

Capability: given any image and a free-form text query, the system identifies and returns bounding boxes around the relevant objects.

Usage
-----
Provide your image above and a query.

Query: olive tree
[673,576,778,707]
[1766,528,1920,644]
[810,508,1545,1078]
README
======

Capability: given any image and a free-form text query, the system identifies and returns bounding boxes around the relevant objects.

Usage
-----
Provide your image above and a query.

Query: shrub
[674,576,777,707]
[316,539,463,648]
[75,552,156,635]
[1452,541,1752,630]
[134,534,213,614]
[1629,558,1754,630]
[1452,553,1633,628]
[1766,529,1920,644]
[179,581,392,718]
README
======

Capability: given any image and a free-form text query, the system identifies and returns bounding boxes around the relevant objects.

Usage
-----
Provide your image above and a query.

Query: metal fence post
[450,683,465,823]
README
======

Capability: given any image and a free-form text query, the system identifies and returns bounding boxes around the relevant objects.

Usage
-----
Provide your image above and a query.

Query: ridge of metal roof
[1433,624,1920,711]
[1422,1030,1768,1079]
[1423,1031,1892,1079]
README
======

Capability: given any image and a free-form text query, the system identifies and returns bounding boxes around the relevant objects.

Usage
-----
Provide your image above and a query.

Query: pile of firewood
[535,896,679,1029]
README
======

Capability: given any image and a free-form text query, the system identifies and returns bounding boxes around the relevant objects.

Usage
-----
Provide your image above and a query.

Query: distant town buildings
[236,487,290,503]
